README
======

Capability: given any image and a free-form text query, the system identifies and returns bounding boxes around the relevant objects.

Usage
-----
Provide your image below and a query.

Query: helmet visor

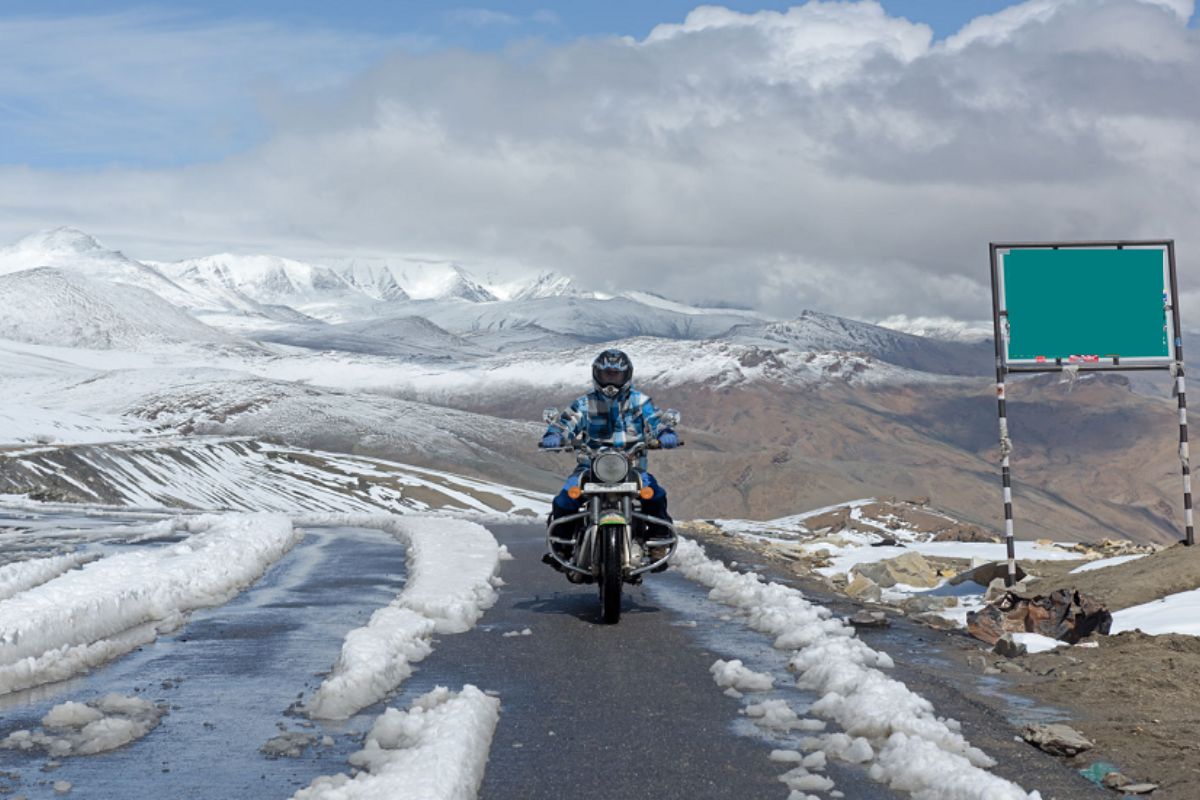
[596,366,628,387]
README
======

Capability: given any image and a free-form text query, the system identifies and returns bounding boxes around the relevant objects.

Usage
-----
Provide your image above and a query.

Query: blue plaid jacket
[546,389,668,453]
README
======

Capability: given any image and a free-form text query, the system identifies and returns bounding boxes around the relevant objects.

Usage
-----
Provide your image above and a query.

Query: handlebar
[537,439,684,452]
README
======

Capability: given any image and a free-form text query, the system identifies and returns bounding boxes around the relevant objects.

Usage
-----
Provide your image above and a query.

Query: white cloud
[1,1,1199,322]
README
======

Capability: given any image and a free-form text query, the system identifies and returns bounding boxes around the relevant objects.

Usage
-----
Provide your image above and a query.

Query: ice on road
[0,514,299,695]
[302,514,503,719]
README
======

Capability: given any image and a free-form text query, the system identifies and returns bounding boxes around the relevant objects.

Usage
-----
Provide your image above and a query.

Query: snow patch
[710,658,774,692]
[0,514,299,695]
[0,552,99,601]
[299,514,502,719]
[671,538,1042,800]
[1112,587,1200,637]
[1,694,165,756]
[293,685,500,800]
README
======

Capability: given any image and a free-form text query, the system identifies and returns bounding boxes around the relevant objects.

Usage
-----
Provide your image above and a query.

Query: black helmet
[592,349,633,398]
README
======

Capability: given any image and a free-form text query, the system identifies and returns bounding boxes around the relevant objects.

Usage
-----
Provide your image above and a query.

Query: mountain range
[0,226,1192,544]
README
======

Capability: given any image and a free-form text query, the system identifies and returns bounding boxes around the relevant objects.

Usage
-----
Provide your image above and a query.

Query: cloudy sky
[1,0,1198,323]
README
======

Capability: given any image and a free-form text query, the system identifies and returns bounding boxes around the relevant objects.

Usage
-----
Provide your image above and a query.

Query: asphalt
[401,522,906,800]
[0,515,1112,800]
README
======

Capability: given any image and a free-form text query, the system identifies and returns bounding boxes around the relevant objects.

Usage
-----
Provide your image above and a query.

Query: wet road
[0,515,1110,799]
[0,521,408,800]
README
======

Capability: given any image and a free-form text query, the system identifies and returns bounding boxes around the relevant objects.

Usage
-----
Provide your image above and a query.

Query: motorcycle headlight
[592,453,629,484]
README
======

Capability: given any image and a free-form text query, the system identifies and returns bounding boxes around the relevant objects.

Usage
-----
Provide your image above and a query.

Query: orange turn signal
[567,486,583,500]
[639,487,654,500]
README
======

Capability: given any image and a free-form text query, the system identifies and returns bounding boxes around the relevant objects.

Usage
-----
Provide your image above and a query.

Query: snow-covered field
[711,498,1200,643]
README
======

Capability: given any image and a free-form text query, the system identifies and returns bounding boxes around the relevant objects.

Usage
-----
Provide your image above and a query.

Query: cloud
[2,0,1199,324]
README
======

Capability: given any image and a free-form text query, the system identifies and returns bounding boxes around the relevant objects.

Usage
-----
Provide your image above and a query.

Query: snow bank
[671,538,1042,800]
[710,659,774,692]
[306,608,435,720]
[293,685,500,800]
[299,514,502,719]
[0,552,98,601]
[0,514,299,695]
[1069,554,1147,574]
[0,693,165,756]
[1011,633,1066,654]
[1112,587,1200,637]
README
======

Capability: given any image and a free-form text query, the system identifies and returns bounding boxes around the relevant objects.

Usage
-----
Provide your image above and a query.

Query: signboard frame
[988,240,1192,585]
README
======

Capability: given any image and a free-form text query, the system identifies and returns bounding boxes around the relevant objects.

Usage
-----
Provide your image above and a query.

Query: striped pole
[1167,241,1194,546]
[1177,368,1193,545]
[990,244,1019,584]
[998,381,1017,585]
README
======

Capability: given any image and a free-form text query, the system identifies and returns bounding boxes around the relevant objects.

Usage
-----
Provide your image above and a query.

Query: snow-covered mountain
[156,253,366,319]
[492,272,590,302]
[729,311,990,376]
[412,295,759,342]
[0,268,237,351]
[0,228,196,308]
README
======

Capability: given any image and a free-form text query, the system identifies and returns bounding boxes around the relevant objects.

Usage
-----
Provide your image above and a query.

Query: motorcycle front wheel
[599,526,623,624]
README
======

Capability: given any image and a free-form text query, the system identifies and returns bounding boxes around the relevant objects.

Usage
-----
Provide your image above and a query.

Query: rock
[993,634,1028,658]
[967,588,1112,646]
[848,610,890,628]
[900,595,956,614]
[913,612,958,630]
[844,573,882,603]
[804,508,851,533]
[852,551,939,589]
[1121,783,1160,795]
[950,561,1027,588]
[931,524,1000,543]
[1101,771,1131,789]
[260,732,318,759]
[1021,723,1094,757]
[983,577,1009,604]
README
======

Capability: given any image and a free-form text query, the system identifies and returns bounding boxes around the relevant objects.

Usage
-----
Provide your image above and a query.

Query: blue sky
[0,1,1027,171]
[3,1,1027,44]
[2,0,1198,320]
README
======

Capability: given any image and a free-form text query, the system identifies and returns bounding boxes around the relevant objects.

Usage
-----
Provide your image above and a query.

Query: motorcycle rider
[539,349,678,568]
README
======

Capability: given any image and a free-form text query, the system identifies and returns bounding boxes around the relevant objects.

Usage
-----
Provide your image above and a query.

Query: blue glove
[658,429,679,449]
[540,432,563,449]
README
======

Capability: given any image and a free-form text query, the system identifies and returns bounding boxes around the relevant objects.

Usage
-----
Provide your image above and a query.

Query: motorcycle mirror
[663,408,681,427]
[542,407,560,425]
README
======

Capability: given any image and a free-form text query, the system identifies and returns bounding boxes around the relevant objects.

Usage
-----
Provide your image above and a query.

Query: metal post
[990,244,1019,584]
[1167,241,1195,546]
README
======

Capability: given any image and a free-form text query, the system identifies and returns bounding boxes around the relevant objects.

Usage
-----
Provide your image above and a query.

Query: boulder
[967,588,1112,646]
[1021,723,1094,757]
[849,610,889,628]
[852,551,939,589]
[993,633,1027,659]
[899,595,957,615]
[950,561,1027,588]
[844,573,882,603]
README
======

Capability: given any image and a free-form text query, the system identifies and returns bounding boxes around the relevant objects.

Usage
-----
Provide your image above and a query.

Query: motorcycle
[540,408,682,624]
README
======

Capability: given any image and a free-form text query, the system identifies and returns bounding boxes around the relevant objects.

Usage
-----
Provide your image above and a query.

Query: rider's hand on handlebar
[658,429,679,449]
[540,432,563,449]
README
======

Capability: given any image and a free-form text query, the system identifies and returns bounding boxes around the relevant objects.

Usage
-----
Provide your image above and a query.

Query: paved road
[400,523,904,800]
[395,522,1108,800]
[0,515,1110,800]
[0,522,408,800]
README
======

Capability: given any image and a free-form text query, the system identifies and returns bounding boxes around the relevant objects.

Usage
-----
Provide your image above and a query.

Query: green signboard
[999,247,1170,364]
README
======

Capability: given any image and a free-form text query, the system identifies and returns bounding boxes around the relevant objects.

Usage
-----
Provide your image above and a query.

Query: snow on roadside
[0,514,299,695]
[0,552,99,601]
[293,685,500,800]
[1069,554,1147,573]
[710,659,774,692]
[0,694,165,756]
[671,538,1043,800]
[298,514,502,719]
[1111,588,1200,637]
